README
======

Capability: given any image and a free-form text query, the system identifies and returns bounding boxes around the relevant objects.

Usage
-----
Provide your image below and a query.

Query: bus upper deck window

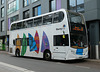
[16,22,22,29]
[34,17,42,26]
[23,21,27,28]
[43,14,52,25]
[11,24,16,30]
[69,12,84,24]
[53,12,64,23]
[26,19,33,28]
[59,12,64,22]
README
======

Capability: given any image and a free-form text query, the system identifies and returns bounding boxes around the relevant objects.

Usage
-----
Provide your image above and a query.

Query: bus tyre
[44,51,51,60]
[15,49,20,57]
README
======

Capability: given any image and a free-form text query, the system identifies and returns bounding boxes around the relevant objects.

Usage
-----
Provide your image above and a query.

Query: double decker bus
[9,9,88,60]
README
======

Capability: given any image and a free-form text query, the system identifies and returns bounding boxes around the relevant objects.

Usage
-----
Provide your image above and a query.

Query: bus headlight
[83,53,85,55]
[84,49,88,55]
[71,50,76,54]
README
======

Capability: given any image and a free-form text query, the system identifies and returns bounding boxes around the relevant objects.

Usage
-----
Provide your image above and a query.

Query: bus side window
[59,12,64,22]
[53,12,59,23]
[27,38,29,46]
[53,12,64,23]
[16,22,22,29]
[22,38,27,46]
[54,34,69,46]
[23,21,27,28]
[11,24,16,30]
[26,19,33,28]
[16,38,22,46]
[34,17,42,26]
[13,40,16,45]
[43,14,52,25]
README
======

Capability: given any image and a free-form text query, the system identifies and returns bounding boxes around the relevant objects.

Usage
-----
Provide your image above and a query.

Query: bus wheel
[44,51,51,60]
[15,49,20,57]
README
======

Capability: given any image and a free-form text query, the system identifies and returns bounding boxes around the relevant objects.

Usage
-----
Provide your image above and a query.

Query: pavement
[0,51,100,72]
[86,59,100,63]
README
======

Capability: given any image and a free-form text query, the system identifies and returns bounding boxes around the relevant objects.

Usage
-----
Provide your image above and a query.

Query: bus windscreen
[68,11,87,48]
[68,12,84,24]
[70,33,87,48]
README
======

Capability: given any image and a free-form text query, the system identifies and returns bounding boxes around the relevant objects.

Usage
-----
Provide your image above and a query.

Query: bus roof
[10,9,66,26]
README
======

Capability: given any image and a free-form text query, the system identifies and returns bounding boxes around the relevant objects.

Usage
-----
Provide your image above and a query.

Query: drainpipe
[96,45,99,59]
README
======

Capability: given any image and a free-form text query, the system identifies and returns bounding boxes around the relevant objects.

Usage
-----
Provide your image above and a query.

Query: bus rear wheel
[44,51,51,60]
[15,49,20,57]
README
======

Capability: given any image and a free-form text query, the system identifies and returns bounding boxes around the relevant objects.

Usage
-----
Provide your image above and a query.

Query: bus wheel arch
[15,48,20,57]
[43,49,51,60]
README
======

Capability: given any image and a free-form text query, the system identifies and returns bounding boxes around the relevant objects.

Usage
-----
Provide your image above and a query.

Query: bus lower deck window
[54,34,69,46]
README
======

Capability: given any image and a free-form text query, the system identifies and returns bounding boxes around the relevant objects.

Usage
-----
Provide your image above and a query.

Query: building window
[77,0,84,12]
[1,20,5,32]
[23,0,30,7]
[49,0,56,12]
[7,0,18,15]
[1,7,4,18]
[23,10,30,19]
[49,0,61,12]
[1,0,4,5]
[32,0,38,3]
[33,5,41,16]
[8,1,16,9]
[69,0,84,13]
[11,15,19,23]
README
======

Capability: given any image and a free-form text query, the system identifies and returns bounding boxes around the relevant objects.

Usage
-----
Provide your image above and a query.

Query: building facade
[0,0,7,51]
[0,0,100,59]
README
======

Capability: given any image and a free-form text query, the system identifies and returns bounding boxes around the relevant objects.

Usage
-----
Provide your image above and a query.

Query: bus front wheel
[15,49,20,57]
[44,50,51,60]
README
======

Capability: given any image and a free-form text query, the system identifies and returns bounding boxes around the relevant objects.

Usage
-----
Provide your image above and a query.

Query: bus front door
[53,46,67,60]
[53,35,69,60]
